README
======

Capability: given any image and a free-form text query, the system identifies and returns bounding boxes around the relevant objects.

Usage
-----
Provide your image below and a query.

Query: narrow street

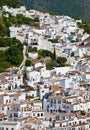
[19,45,27,69]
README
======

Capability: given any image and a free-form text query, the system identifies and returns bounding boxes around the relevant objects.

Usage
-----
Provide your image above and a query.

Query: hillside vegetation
[0,38,23,72]
[0,0,23,72]
[18,0,90,21]
[0,0,21,8]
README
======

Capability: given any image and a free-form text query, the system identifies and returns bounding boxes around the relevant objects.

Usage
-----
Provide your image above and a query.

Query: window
[10,114,12,118]
[51,103,53,107]
[18,76,20,79]
[4,117,7,120]
[72,128,75,130]
[50,109,52,113]
[63,117,65,120]
[32,94,34,97]
[60,124,62,127]
[37,113,40,117]
[52,122,55,127]
[67,106,69,109]
[79,121,81,124]
[47,105,49,108]
[54,99,56,103]
[78,128,81,130]
[14,113,18,117]
[2,108,4,110]
[53,109,55,112]
[62,105,66,108]
[6,100,8,103]
[58,99,61,104]
[50,99,53,103]
[58,109,61,112]
[41,113,43,116]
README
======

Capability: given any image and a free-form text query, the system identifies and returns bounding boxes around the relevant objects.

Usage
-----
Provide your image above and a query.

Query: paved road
[0,47,9,51]
[19,45,27,69]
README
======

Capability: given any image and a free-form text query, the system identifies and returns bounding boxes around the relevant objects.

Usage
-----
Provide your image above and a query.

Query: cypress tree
[53,46,56,60]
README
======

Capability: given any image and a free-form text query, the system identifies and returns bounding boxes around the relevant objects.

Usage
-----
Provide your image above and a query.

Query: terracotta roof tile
[50,85,64,91]
[48,94,64,99]
[0,113,6,118]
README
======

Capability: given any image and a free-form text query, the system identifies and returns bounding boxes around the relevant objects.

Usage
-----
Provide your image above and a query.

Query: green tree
[25,60,31,66]
[28,47,37,52]
[0,0,21,8]
[77,22,90,34]
[38,49,54,59]
[38,49,43,59]
[33,17,39,22]
[53,47,56,60]
[0,18,6,36]
[46,61,54,70]
[57,57,67,67]
[71,52,74,57]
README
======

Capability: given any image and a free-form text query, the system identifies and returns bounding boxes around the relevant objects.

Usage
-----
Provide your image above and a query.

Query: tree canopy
[56,57,67,67]
[77,22,90,34]
[38,49,54,59]
[25,60,31,66]
[2,14,39,28]
[0,38,23,72]
[0,0,21,8]
[0,37,22,47]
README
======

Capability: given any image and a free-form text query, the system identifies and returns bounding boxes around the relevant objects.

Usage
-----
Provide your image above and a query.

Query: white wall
[60,78,71,88]
[28,52,38,59]
[0,121,20,130]
[54,67,71,75]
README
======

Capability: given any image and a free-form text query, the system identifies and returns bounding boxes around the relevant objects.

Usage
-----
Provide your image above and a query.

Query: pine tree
[53,46,56,60]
